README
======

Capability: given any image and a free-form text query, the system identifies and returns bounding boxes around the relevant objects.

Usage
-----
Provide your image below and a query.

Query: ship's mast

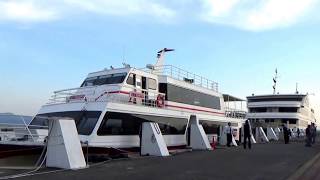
[273,69,278,94]
[153,48,174,74]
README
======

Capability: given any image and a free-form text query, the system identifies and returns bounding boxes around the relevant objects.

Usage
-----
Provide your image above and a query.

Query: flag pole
[273,69,278,95]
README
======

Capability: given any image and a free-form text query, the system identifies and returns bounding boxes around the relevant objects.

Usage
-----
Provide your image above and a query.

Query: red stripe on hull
[166,104,225,115]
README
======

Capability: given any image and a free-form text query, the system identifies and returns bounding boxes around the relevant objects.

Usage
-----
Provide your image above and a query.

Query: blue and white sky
[0,0,320,116]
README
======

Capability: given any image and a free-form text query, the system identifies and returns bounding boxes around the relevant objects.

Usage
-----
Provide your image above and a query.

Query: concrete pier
[0,142,320,180]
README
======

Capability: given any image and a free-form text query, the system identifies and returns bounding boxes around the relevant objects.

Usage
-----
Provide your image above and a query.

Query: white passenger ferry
[246,94,317,130]
[0,49,244,155]
[246,70,318,131]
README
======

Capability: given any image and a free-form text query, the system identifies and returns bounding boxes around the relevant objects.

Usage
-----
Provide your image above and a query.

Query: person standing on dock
[305,125,312,147]
[311,123,317,144]
[226,122,233,147]
[297,128,300,138]
[243,120,252,149]
[282,124,290,144]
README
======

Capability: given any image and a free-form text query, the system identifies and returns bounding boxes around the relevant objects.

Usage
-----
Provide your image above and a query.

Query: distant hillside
[0,113,32,125]
[0,113,14,116]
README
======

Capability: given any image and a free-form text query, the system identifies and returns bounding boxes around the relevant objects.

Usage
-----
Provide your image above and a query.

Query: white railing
[49,86,97,104]
[0,123,48,143]
[225,108,247,119]
[142,65,219,92]
[48,85,167,109]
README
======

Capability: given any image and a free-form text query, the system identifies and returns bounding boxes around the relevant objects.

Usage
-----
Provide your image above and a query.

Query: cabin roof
[247,94,307,100]
[223,94,244,102]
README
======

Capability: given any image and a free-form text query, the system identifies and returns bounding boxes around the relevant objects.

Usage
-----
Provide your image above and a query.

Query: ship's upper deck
[141,65,219,92]
[247,94,307,103]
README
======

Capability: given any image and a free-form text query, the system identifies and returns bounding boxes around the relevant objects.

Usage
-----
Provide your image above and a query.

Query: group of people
[225,121,252,149]
[305,123,317,147]
[226,120,317,150]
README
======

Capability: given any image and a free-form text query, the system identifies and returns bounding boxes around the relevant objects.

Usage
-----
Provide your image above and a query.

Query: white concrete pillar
[189,115,212,150]
[274,127,281,137]
[46,119,86,170]
[267,127,279,141]
[141,122,169,157]
[255,127,269,143]
[251,135,257,144]
[219,126,227,145]
[231,135,238,146]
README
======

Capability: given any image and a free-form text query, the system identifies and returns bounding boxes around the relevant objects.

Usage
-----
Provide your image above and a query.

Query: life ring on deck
[156,95,165,108]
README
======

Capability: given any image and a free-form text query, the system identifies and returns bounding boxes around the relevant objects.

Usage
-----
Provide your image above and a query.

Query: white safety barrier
[189,115,212,150]
[232,136,238,147]
[219,126,227,145]
[241,123,256,144]
[219,126,237,146]
[251,135,257,144]
[255,127,269,143]
[46,119,87,170]
[141,122,169,157]
[290,129,297,138]
[267,127,279,141]
[274,127,281,137]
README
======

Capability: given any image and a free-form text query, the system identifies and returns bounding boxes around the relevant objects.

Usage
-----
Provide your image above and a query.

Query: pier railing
[142,65,219,92]
[0,123,48,143]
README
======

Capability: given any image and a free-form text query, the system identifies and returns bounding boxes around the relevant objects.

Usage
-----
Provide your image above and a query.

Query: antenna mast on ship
[273,69,278,94]
[147,48,174,75]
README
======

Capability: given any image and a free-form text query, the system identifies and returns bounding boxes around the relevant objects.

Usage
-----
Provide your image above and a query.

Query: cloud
[0,1,58,23]
[0,0,317,31]
[0,0,176,23]
[201,0,318,31]
[63,0,176,19]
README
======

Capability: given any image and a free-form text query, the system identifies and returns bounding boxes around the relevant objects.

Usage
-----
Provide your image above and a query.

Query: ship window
[279,107,298,113]
[81,73,127,87]
[97,112,145,135]
[248,98,303,103]
[249,108,267,113]
[97,112,187,136]
[281,119,297,124]
[81,77,98,87]
[29,111,101,135]
[159,83,221,110]
[126,73,136,86]
[200,122,219,134]
[94,74,111,85]
[148,78,157,90]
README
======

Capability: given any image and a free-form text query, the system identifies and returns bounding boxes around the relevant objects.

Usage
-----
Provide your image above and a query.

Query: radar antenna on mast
[147,48,174,74]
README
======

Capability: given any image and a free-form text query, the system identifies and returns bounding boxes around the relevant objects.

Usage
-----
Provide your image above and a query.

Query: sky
[0,0,320,117]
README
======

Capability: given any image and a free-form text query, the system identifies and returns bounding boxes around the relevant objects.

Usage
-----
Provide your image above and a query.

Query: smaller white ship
[246,70,317,130]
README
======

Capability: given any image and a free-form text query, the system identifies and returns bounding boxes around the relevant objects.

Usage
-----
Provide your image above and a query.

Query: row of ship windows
[81,73,127,87]
[249,107,298,113]
[248,98,303,102]
[81,73,158,91]
[159,83,221,110]
[249,119,298,124]
[30,111,222,136]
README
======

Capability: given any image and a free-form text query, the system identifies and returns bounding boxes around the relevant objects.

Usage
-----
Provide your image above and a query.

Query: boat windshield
[81,73,127,87]
[29,111,101,135]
